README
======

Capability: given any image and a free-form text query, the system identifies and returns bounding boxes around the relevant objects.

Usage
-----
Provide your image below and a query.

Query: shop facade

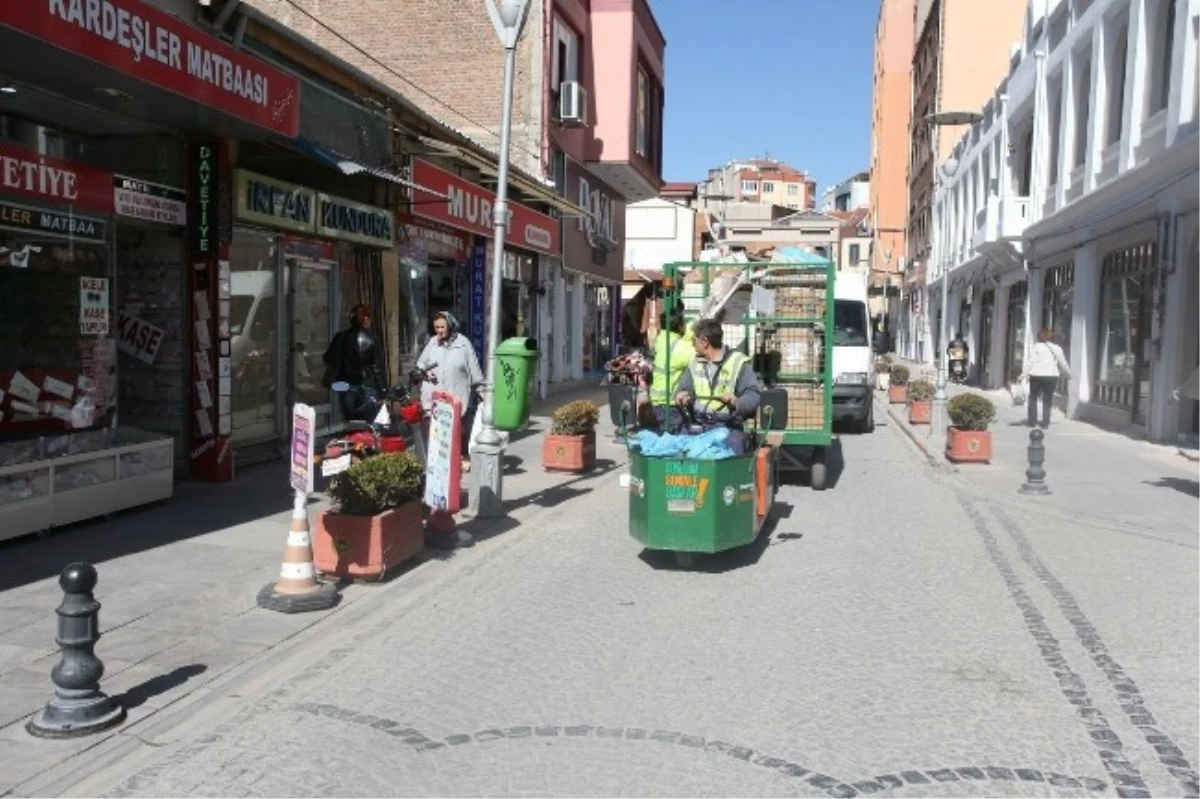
[226,167,394,453]
[0,0,306,538]
[408,158,561,383]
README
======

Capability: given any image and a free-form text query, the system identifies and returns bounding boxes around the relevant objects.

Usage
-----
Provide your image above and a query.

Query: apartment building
[699,158,817,216]
[821,173,871,213]
[240,0,666,388]
[931,0,1197,445]
[903,0,1027,362]
[869,0,916,333]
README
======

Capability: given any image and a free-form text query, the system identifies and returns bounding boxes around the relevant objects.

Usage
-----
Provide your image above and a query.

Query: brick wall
[243,0,548,177]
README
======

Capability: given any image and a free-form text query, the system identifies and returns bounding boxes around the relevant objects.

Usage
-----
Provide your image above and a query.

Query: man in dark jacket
[330,304,386,421]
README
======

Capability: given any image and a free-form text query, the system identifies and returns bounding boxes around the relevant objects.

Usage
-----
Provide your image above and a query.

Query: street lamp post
[472,0,531,520]
[924,110,982,438]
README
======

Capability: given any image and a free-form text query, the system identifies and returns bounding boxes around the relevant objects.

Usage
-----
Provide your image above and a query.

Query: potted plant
[314,452,425,581]
[543,399,600,472]
[946,393,997,463]
[875,355,893,391]
[888,364,910,404]
[907,378,935,424]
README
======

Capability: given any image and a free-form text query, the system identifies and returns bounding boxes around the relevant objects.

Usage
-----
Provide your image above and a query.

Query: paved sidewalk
[882,371,1198,538]
[0,381,623,794]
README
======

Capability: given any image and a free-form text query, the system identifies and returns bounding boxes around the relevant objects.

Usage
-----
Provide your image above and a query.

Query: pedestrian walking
[1023,327,1072,428]
[415,312,484,472]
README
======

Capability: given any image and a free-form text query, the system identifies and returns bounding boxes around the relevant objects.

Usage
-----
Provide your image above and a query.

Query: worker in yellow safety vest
[673,318,762,455]
[648,310,694,432]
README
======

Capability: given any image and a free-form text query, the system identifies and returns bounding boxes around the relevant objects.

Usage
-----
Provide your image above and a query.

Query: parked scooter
[947,339,969,385]
[315,367,433,478]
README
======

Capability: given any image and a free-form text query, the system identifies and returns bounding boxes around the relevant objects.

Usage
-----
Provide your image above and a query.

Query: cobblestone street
[5,399,1195,798]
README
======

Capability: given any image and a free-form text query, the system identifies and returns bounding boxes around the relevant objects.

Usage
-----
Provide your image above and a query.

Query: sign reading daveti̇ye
[0,0,300,138]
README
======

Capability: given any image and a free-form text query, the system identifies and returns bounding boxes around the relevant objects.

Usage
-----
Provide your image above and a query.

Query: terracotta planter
[908,399,932,424]
[314,501,424,581]
[543,431,597,472]
[888,383,908,404]
[945,427,993,463]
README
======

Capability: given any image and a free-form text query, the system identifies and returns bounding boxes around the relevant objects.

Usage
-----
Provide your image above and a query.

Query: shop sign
[0,200,107,241]
[190,143,217,255]
[0,0,300,137]
[470,238,487,360]
[235,170,314,233]
[115,310,165,365]
[0,143,114,213]
[411,159,561,257]
[79,277,110,335]
[423,391,462,513]
[576,175,617,248]
[397,213,467,257]
[316,194,392,247]
[113,175,186,225]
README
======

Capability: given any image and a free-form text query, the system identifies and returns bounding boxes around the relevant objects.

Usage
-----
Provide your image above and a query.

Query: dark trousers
[1028,376,1058,427]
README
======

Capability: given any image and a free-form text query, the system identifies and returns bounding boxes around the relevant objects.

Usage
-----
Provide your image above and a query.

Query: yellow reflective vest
[690,350,750,414]
[649,328,695,406]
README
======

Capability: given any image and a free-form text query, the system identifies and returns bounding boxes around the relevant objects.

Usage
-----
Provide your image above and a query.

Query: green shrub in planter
[551,400,600,436]
[890,364,910,385]
[948,393,997,431]
[329,452,424,516]
[908,379,936,402]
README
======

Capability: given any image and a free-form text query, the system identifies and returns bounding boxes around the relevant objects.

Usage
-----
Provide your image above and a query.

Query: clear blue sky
[652,0,877,193]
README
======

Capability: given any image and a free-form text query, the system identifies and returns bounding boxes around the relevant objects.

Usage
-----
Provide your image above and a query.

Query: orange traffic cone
[257,491,339,613]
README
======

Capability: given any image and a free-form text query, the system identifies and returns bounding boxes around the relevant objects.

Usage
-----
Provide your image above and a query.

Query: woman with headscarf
[415,311,484,471]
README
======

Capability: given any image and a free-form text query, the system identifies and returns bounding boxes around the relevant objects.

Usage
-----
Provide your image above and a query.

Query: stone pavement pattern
[2,396,1195,798]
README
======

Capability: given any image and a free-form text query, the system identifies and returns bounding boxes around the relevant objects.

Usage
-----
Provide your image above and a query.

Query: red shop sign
[0,143,114,213]
[411,159,560,257]
[0,0,300,138]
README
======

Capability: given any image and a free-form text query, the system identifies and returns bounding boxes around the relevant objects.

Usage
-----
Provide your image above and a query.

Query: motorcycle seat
[344,421,372,433]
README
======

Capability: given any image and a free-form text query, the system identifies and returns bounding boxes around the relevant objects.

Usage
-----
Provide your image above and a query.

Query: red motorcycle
[315,368,431,479]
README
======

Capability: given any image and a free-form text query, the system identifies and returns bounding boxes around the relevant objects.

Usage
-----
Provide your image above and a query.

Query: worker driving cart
[672,319,762,456]
[648,308,694,433]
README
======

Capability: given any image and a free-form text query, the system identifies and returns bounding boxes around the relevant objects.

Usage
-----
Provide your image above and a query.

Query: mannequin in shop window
[334,304,387,421]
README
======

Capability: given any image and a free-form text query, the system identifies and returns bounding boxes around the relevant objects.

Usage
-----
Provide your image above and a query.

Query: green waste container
[492,337,539,431]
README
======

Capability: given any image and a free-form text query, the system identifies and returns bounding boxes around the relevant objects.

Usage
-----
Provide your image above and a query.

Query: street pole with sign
[470,0,531,520]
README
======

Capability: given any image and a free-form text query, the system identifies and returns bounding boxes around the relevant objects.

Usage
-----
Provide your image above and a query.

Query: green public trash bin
[492,337,539,431]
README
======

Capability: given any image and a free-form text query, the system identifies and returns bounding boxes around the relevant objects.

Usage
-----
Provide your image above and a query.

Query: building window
[636,68,648,158]
[1074,58,1091,168]
[1152,0,1177,114]
[1047,79,1063,184]
[849,243,861,265]
[787,184,799,196]
[1042,262,1075,392]
[741,180,759,193]
[1108,25,1128,145]
[761,181,775,193]
[552,16,582,90]
[788,203,798,209]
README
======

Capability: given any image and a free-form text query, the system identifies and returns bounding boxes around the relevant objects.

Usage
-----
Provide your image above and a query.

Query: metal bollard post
[1019,428,1051,495]
[27,563,125,738]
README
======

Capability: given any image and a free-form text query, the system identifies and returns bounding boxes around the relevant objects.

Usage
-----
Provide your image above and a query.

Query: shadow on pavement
[636,501,795,574]
[0,461,296,594]
[1143,476,1200,498]
[116,664,208,711]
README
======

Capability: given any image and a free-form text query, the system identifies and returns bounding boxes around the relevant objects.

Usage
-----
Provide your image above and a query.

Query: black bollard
[27,563,126,739]
[1019,428,1052,495]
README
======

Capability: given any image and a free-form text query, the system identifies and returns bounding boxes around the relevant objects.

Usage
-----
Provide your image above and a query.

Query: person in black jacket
[329,304,387,421]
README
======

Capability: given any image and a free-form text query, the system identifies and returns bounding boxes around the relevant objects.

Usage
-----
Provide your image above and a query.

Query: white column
[1029,51,1049,224]
[998,94,1012,203]
[1166,0,1198,147]
[1069,242,1100,414]
[551,267,566,383]
[1084,23,1106,192]
[1118,0,1148,171]
[969,292,984,382]
[1055,57,1074,209]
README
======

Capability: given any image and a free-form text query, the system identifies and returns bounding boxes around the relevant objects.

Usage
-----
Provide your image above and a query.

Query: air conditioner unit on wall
[559,81,587,127]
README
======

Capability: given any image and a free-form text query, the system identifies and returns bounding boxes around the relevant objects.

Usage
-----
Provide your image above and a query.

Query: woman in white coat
[1024,327,1072,428]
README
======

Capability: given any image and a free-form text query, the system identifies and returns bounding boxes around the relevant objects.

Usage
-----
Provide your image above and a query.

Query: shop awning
[417,137,588,218]
[295,138,448,198]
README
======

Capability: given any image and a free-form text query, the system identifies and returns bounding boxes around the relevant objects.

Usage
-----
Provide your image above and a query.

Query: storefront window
[978,287,995,382]
[1096,243,1154,416]
[228,229,279,445]
[1005,282,1028,383]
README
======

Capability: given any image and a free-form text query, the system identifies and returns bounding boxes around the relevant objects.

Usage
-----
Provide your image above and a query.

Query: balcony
[998,196,1030,239]
[972,197,999,250]
[583,0,665,203]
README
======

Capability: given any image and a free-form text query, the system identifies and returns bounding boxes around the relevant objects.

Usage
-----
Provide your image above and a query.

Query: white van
[831,271,875,433]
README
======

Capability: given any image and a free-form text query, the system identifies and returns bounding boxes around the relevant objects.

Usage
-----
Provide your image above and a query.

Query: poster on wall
[80,277,110,335]
[113,176,187,225]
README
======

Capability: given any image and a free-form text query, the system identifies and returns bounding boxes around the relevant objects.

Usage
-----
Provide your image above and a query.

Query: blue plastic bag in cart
[632,428,736,460]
